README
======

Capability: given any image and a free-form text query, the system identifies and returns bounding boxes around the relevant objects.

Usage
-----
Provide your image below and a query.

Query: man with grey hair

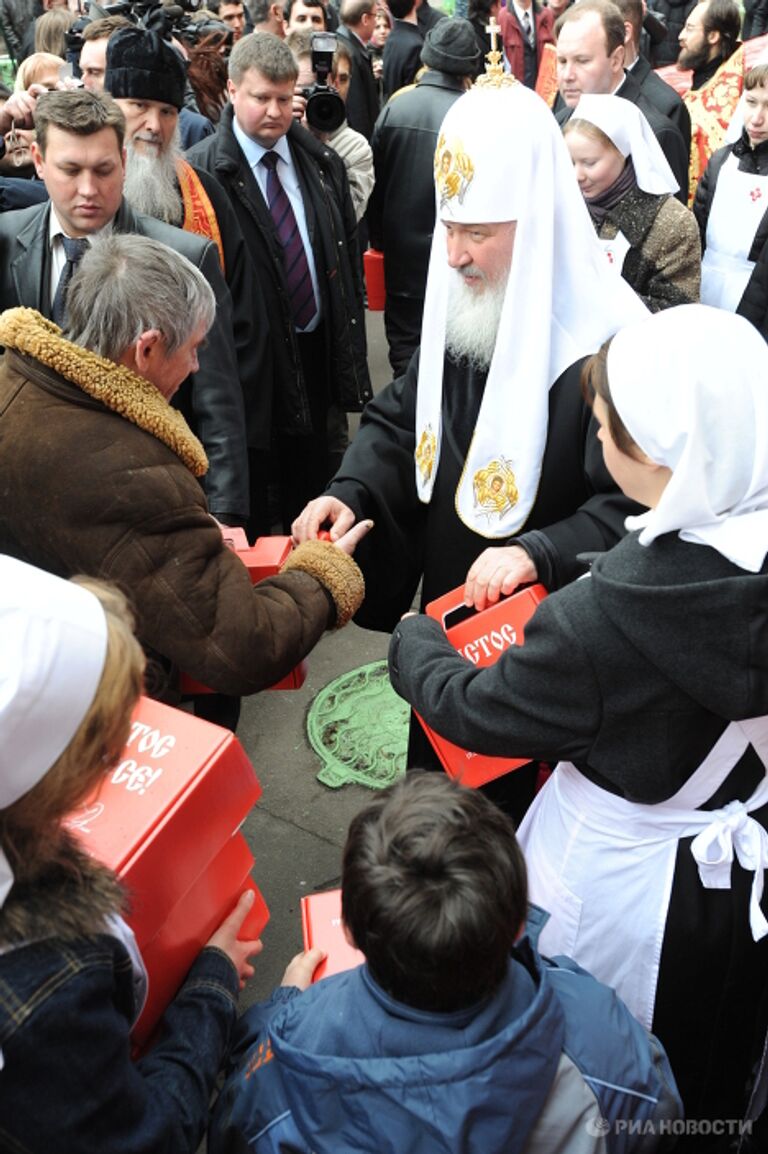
[0,87,251,534]
[188,32,371,536]
[0,233,369,722]
[250,0,287,37]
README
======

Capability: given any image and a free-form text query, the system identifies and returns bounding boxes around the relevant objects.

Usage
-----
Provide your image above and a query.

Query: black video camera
[301,31,345,134]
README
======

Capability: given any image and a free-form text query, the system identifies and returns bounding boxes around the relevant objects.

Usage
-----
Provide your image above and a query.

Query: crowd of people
[1,0,768,1150]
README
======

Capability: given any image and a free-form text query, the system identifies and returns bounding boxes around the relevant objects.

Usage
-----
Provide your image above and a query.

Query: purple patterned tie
[261,151,317,330]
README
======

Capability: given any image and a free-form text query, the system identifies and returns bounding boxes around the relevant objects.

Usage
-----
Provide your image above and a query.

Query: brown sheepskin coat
[0,309,364,697]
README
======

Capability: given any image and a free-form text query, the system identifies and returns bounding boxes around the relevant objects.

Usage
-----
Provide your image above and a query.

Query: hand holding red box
[66,696,270,1048]
[416,583,548,788]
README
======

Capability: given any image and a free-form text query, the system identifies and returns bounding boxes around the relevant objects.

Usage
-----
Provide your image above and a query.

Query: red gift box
[363,248,385,311]
[180,534,308,695]
[66,696,270,1048]
[301,888,364,982]
[416,584,548,788]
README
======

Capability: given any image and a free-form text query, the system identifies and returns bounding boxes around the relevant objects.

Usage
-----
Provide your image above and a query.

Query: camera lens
[306,89,345,133]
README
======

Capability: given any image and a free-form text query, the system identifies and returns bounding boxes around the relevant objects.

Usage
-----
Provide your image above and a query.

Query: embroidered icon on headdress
[415,425,437,483]
[434,133,475,211]
[473,458,519,518]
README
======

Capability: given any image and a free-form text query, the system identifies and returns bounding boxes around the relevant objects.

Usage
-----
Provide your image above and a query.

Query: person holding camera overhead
[189,32,372,538]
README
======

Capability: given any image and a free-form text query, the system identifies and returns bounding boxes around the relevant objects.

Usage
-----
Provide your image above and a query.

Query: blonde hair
[0,578,145,884]
[14,52,66,92]
[563,116,623,159]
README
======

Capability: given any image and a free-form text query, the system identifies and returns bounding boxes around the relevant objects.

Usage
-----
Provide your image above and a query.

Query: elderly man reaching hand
[0,235,368,715]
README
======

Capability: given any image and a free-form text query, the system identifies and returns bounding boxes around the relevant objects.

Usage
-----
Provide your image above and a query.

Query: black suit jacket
[0,199,249,522]
[557,71,689,203]
[630,55,692,158]
[337,25,380,142]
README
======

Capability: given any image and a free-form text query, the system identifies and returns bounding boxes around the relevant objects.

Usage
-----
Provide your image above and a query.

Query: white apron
[701,154,768,312]
[517,717,768,1030]
[597,229,632,275]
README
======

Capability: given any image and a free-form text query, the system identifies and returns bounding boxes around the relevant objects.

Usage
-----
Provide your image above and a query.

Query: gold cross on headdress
[477,14,518,88]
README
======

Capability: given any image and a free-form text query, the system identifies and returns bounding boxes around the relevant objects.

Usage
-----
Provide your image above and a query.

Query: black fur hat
[104,27,186,110]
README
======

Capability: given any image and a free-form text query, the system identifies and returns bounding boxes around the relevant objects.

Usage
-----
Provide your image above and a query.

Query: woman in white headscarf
[388,304,768,1142]
[0,558,262,1154]
[564,94,701,312]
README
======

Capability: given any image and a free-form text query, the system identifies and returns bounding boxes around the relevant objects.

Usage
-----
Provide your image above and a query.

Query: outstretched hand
[464,545,537,612]
[206,890,264,989]
[292,497,357,543]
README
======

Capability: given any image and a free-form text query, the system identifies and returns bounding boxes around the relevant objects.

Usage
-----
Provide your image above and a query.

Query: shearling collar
[0,833,124,948]
[0,308,208,477]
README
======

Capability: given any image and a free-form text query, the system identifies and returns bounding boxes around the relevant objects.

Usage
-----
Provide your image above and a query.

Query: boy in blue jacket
[209,773,682,1153]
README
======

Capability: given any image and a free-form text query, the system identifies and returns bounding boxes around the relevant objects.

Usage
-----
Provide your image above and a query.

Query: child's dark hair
[581,339,642,458]
[342,772,527,1012]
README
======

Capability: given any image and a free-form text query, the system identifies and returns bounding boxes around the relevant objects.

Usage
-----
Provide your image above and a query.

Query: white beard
[444,269,507,372]
[123,129,184,227]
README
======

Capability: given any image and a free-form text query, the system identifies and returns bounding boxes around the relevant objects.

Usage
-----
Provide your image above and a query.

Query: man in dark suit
[614,0,691,153]
[554,0,689,200]
[337,0,380,141]
[0,89,250,529]
[188,32,372,535]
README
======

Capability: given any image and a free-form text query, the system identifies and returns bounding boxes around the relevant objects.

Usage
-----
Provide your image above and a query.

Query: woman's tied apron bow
[691,799,768,940]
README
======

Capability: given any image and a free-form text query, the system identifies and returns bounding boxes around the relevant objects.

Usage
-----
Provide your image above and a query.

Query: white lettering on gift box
[66,802,105,833]
[111,760,163,795]
[109,723,178,795]
[459,624,518,665]
[126,722,177,759]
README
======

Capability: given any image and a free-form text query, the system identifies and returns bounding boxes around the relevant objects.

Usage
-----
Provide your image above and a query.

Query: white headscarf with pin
[416,79,648,538]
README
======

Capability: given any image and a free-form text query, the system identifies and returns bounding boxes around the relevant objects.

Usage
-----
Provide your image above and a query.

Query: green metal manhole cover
[307,660,409,790]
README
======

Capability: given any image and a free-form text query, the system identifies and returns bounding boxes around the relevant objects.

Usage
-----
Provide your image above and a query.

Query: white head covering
[607,304,768,572]
[417,80,648,538]
[569,94,679,195]
[0,556,108,907]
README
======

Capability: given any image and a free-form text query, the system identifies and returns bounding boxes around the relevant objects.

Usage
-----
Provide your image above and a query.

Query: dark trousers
[384,293,425,378]
[247,327,333,539]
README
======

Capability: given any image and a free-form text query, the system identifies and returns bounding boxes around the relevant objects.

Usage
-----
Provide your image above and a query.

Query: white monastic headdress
[570,94,679,195]
[416,79,648,538]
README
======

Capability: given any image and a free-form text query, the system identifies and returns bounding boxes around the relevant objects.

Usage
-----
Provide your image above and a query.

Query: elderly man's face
[556,11,625,107]
[142,321,209,399]
[443,220,517,290]
[31,125,125,237]
[116,98,179,155]
[78,37,108,92]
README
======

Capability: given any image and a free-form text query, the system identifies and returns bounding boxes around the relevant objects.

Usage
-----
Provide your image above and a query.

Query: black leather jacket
[368,70,466,301]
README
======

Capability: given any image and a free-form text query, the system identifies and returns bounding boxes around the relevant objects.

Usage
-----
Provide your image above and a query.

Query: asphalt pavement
[235,307,396,1010]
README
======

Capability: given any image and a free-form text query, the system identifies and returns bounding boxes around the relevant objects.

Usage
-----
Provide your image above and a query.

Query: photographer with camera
[188,32,371,536]
[287,28,373,221]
